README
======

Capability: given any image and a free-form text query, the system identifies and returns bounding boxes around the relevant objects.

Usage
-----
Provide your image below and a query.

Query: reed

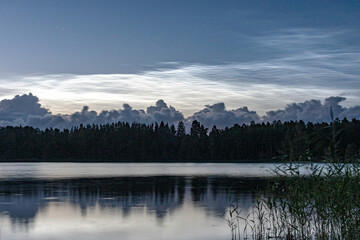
[226,110,360,239]
[226,160,360,240]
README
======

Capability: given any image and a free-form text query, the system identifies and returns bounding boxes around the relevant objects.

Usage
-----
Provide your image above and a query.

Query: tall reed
[226,161,360,240]
[227,109,360,239]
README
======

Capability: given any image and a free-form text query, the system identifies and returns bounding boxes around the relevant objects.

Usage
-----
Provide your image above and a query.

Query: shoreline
[0,159,327,164]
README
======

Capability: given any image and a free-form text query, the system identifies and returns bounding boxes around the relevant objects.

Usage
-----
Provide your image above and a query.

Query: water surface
[0,162,278,180]
[0,162,288,240]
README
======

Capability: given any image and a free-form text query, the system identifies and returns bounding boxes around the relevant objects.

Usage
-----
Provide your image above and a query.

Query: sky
[0,0,359,129]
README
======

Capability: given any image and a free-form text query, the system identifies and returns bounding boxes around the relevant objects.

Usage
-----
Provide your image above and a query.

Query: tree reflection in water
[0,176,266,240]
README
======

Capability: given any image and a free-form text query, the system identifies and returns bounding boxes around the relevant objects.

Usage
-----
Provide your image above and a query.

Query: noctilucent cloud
[0,0,359,128]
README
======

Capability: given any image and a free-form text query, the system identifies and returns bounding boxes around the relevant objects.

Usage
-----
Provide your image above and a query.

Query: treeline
[0,119,359,162]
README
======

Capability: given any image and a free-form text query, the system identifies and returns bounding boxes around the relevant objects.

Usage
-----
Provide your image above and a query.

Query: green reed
[226,111,360,239]
[226,160,360,240]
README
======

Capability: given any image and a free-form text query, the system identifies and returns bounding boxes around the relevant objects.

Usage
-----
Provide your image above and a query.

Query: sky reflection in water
[0,171,265,240]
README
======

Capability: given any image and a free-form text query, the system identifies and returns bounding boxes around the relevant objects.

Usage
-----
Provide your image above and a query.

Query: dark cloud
[27,114,68,129]
[0,93,50,125]
[187,103,260,129]
[340,106,360,120]
[264,96,359,123]
[264,100,325,123]
[0,93,359,130]
[324,96,346,117]
[147,100,184,124]
[0,94,184,129]
[92,100,184,125]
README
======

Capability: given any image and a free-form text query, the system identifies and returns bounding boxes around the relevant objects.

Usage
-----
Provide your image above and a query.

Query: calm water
[0,163,302,240]
[0,162,279,180]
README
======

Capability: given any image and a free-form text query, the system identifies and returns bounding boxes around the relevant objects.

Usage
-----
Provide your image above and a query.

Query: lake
[0,162,303,240]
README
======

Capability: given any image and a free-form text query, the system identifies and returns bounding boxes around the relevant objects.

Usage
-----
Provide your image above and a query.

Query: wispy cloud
[1,28,359,116]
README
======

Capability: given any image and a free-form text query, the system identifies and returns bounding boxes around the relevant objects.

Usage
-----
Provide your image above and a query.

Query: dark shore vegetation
[0,118,359,162]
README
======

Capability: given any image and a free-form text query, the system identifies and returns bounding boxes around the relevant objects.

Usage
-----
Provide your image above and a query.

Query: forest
[0,118,359,162]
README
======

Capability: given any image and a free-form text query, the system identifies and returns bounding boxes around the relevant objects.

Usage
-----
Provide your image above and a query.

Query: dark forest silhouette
[0,118,359,162]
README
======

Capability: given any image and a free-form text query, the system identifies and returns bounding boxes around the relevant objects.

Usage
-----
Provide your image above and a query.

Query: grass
[226,160,360,240]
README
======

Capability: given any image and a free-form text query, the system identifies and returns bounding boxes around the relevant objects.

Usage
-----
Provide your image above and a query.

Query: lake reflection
[0,176,265,240]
